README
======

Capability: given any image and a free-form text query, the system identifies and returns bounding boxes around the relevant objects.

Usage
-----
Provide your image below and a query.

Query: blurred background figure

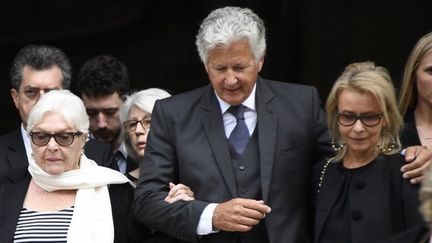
[120,88,194,242]
[314,61,423,243]
[399,32,432,152]
[384,165,432,243]
[0,90,132,243]
[0,45,113,173]
[120,88,171,182]
[77,55,132,173]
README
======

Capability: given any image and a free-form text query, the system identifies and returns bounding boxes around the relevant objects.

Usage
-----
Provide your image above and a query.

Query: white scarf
[28,154,133,243]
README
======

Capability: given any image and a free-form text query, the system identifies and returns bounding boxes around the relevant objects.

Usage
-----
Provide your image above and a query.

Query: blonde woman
[314,62,423,243]
[399,32,432,153]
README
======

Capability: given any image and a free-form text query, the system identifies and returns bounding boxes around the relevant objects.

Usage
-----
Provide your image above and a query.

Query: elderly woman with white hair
[0,89,193,243]
[120,88,194,203]
[0,90,134,243]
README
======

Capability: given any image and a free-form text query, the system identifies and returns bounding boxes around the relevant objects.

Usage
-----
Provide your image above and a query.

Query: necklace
[317,159,333,193]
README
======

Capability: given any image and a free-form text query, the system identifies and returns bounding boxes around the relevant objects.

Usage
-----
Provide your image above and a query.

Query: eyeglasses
[123,119,150,133]
[19,87,59,100]
[29,132,83,146]
[336,113,383,127]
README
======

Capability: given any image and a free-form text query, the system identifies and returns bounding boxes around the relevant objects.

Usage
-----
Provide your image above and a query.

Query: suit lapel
[201,86,238,197]
[314,163,343,242]
[256,78,277,202]
[0,170,30,241]
[7,128,29,170]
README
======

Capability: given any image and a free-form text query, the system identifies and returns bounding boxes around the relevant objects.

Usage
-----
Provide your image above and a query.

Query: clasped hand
[212,198,271,232]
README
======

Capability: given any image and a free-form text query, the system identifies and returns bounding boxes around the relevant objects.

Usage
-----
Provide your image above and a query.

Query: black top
[319,162,375,243]
[383,223,430,243]
[400,109,421,147]
[313,154,424,243]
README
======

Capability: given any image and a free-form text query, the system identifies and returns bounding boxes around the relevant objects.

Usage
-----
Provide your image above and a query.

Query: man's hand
[164,182,195,203]
[401,145,432,184]
[212,198,271,232]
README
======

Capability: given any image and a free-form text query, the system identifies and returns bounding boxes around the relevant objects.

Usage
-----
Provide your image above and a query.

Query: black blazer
[313,154,423,243]
[0,167,145,243]
[0,128,115,172]
[134,77,332,243]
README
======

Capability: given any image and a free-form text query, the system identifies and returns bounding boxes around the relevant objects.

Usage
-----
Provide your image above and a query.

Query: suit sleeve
[83,139,115,168]
[133,100,208,242]
[310,87,333,163]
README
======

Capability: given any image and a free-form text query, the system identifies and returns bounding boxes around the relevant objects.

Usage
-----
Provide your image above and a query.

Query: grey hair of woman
[26,90,89,134]
[195,6,266,65]
[120,88,171,160]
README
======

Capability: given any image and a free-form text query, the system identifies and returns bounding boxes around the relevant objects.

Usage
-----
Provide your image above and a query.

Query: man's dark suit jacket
[0,128,115,172]
[134,77,332,243]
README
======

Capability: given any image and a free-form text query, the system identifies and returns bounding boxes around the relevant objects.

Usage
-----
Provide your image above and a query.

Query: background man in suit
[134,7,431,243]
[0,45,113,172]
[76,55,134,174]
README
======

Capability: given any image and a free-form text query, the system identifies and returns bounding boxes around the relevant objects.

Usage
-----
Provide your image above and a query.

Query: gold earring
[377,131,397,153]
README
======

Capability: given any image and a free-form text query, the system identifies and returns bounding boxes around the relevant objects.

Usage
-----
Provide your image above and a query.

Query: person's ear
[257,55,265,72]
[11,88,19,109]
[81,133,89,149]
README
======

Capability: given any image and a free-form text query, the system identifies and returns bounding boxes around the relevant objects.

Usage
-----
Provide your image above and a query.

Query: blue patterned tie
[228,105,250,155]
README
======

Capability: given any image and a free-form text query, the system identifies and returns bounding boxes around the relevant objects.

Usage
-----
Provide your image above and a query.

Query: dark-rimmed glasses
[30,132,83,146]
[123,119,150,133]
[19,87,59,100]
[336,113,383,127]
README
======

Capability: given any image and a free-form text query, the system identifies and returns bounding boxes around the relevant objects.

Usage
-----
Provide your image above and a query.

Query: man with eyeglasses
[76,55,134,174]
[0,45,114,173]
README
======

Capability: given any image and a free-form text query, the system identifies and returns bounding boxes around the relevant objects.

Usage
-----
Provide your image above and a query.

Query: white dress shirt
[21,124,33,161]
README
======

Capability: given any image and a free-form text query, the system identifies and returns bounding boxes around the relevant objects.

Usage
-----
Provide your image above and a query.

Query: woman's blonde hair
[399,32,432,116]
[326,61,402,162]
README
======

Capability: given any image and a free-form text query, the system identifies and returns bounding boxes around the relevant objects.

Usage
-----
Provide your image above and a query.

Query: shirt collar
[116,142,128,158]
[21,123,33,160]
[215,83,256,114]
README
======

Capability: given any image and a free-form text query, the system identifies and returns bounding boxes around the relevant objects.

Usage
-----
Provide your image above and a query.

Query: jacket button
[239,188,247,194]
[239,165,246,170]
[354,180,366,190]
[351,210,363,221]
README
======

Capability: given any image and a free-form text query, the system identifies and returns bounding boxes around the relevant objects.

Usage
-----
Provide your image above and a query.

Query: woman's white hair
[120,88,171,123]
[120,88,170,161]
[26,90,89,133]
[196,6,266,64]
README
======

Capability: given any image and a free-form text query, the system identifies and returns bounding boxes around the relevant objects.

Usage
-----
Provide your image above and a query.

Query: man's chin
[93,135,114,144]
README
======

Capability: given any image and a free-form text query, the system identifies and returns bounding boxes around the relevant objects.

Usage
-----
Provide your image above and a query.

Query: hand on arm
[401,145,432,184]
[212,198,271,232]
[164,182,195,203]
